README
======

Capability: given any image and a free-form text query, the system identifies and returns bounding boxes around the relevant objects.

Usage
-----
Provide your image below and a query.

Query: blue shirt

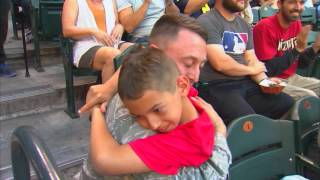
[117,0,165,38]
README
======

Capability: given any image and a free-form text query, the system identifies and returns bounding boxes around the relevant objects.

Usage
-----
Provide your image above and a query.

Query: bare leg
[119,42,135,52]
[91,47,121,83]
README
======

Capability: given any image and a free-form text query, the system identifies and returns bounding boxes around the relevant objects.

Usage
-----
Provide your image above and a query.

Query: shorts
[78,46,102,68]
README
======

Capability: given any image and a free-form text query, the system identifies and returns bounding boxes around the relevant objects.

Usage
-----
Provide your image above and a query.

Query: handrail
[11,126,64,180]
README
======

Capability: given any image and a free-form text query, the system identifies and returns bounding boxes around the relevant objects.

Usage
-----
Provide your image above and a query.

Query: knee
[99,48,121,64]
[305,89,318,97]
[280,94,295,111]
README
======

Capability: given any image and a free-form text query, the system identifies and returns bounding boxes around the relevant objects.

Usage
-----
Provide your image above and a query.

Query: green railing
[11,126,64,180]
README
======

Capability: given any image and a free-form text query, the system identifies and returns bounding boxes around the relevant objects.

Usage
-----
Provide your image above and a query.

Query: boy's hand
[191,96,227,137]
[79,84,111,114]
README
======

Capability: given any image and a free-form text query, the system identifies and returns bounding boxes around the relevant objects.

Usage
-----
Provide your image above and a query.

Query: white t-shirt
[73,0,116,67]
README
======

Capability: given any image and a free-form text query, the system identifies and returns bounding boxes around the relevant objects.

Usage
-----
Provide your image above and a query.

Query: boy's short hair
[118,47,180,101]
[150,14,207,49]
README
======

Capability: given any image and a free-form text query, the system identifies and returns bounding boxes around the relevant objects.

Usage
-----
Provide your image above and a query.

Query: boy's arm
[190,96,227,137]
[90,106,150,175]
[189,96,231,178]
[79,69,120,113]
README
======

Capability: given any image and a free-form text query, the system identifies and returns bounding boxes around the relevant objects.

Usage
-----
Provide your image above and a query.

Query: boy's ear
[176,76,190,96]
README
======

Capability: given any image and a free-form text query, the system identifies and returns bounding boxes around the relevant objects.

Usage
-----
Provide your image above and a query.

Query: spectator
[78,15,231,180]
[87,47,229,178]
[0,0,16,77]
[174,0,215,17]
[304,0,314,7]
[250,0,274,7]
[62,0,123,83]
[253,0,320,100]
[165,0,180,15]
[117,0,165,43]
[196,0,294,124]
[241,1,254,24]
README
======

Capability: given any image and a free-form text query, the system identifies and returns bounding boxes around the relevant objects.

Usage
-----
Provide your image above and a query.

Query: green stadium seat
[307,31,317,45]
[316,4,320,30]
[296,31,319,78]
[31,0,64,71]
[39,1,63,40]
[227,114,297,180]
[61,40,145,118]
[60,38,101,118]
[300,7,316,25]
[290,96,320,176]
[252,8,260,25]
[310,56,320,79]
[259,6,277,19]
[307,31,320,79]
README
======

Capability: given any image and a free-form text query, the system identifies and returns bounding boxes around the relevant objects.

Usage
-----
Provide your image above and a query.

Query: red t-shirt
[129,87,214,175]
[253,14,302,79]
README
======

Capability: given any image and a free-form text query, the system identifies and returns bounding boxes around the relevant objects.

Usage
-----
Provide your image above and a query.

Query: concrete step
[0,63,97,121]
[0,109,90,180]
[4,34,61,60]
[5,54,64,72]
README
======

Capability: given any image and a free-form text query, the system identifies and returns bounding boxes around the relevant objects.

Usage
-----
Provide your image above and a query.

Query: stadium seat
[227,114,297,180]
[259,6,277,19]
[300,7,316,25]
[252,8,260,25]
[290,96,320,176]
[38,0,63,40]
[31,0,64,71]
[296,31,319,77]
[307,31,320,79]
[60,38,101,118]
[316,4,320,30]
[307,31,318,46]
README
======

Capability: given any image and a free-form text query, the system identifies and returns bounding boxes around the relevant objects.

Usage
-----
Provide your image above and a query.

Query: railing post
[11,126,64,180]
[11,137,31,180]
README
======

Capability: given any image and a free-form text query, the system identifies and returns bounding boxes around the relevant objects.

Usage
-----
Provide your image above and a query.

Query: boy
[90,47,228,176]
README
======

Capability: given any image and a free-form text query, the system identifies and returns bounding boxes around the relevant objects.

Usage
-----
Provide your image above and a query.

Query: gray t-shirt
[197,9,254,82]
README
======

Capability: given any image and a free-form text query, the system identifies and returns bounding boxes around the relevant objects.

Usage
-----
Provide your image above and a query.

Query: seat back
[290,96,320,153]
[252,8,260,25]
[316,4,320,30]
[228,114,296,180]
[259,6,277,19]
[300,7,316,25]
[39,0,63,40]
[296,31,319,77]
[60,37,101,118]
[307,31,318,46]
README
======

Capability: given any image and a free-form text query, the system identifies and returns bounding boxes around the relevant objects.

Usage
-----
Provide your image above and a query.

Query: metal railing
[11,126,64,180]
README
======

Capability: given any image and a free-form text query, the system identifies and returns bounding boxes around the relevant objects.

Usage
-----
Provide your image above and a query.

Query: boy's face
[123,89,183,133]
[123,76,190,133]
